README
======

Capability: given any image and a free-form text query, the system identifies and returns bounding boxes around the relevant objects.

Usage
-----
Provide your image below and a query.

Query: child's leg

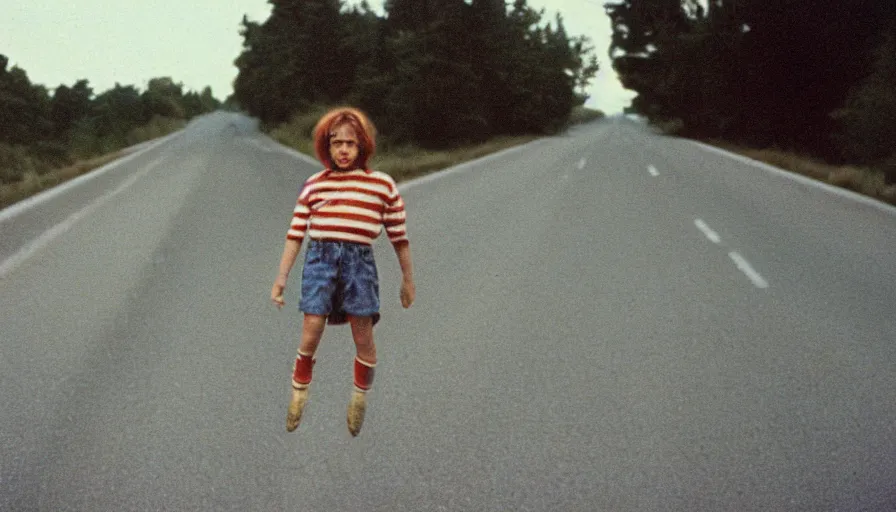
[299,313,327,357]
[346,315,376,437]
[287,313,327,432]
[348,315,376,365]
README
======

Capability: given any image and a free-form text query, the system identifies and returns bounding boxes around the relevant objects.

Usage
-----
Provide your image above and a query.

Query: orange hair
[313,107,377,170]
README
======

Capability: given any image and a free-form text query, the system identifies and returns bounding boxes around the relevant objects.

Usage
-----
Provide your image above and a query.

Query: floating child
[271,107,416,437]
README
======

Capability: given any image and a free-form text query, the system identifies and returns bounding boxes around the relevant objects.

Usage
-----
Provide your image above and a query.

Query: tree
[380,0,488,146]
[233,0,347,124]
[0,55,53,145]
[834,25,896,181]
[50,79,94,140]
[89,84,146,139]
[606,0,892,158]
[142,77,186,119]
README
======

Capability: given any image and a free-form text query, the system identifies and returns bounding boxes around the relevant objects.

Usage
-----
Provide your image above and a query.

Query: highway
[2,112,895,510]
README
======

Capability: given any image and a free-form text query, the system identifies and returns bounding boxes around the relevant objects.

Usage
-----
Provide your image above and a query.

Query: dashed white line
[577,158,586,170]
[729,251,769,289]
[0,156,166,278]
[694,218,721,244]
[648,165,659,177]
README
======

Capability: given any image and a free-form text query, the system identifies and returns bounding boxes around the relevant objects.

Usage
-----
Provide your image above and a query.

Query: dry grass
[0,151,126,210]
[270,107,552,183]
[650,118,896,206]
[568,106,606,125]
[371,135,540,182]
[1,117,185,210]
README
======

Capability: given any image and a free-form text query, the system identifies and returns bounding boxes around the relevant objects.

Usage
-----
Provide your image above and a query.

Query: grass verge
[1,151,126,210]
[269,106,605,183]
[650,117,896,207]
[0,117,186,211]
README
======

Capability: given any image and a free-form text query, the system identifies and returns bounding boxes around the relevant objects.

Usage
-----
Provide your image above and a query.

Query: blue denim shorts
[300,240,380,325]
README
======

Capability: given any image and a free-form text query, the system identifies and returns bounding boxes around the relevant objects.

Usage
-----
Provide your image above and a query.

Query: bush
[269,105,332,157]
[0,144,45,184]
[568,106,605,125]
[828,166,889,198]
[125,115,185,146]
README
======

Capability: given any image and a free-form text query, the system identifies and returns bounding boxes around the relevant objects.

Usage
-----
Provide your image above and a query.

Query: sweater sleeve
[287,182,313,242]
[383,182,409,247]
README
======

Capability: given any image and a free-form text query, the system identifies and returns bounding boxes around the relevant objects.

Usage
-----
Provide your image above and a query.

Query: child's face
[329,123,360,170]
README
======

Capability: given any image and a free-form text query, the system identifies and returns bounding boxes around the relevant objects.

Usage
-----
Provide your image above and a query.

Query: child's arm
[271,238,302,308]
[393,242,415,308]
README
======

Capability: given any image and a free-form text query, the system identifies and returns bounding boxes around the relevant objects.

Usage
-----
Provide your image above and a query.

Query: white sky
[1,0,635,113]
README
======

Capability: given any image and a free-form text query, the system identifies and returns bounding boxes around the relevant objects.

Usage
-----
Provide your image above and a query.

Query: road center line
[648,165,659,176]
[577,158,586,170]
[729,251,769,289]
[0,156,166,279]
[693,218,721,244]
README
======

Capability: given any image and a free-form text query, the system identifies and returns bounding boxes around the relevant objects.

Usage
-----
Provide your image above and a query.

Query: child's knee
[303,313,327,331]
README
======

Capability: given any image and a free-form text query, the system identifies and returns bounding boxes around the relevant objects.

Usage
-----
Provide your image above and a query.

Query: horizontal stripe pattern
[287,169,408,247]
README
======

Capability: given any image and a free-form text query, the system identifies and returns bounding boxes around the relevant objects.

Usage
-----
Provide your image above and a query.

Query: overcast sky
[2,0,635,113]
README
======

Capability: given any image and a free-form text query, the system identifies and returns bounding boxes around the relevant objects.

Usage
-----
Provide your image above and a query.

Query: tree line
[232,0,600,149]
[0,54,221,184]
[606,0,896,180]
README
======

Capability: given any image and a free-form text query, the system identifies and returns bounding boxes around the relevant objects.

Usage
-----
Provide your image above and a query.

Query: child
[271,107,415,437]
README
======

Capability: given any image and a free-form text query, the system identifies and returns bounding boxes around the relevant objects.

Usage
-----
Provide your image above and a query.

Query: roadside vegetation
[696,139,896,206]
[0,54,220,209]
[610,1,896,207]
[6,0,891,212]
[270,105,602,183]
[3,0,602,209]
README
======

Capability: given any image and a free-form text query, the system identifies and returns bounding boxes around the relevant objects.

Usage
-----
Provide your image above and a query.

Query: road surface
[2,112,895,511]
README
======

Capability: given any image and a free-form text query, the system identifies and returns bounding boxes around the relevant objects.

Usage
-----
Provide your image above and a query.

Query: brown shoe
[286,387,309,432]
[346,389,367,437]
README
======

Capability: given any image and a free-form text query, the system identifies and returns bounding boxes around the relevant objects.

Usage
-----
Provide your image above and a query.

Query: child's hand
[400,278,416,308]
[271,276,287,309]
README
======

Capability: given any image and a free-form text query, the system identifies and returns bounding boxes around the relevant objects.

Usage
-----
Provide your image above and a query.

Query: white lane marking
[729,251,769,289]
[399,139,548,192]
[577,158,586,170]
[263,138,321,166]
[694,218,721,244]
[246,138,274,153]
[648,165,660,177]
[0,156,166,279]
[0,131,179,223]
[691,140,896,215]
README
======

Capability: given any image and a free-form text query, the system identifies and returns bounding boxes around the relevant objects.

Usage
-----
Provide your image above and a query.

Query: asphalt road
[1,112,895,511]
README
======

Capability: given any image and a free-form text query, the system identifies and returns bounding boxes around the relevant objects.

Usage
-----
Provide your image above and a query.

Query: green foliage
[607,0,893,162]
[0,53,221,187]
[232,0,601,147]
[0,56,53,145]
[834,27,896,181]
[234,1,347,125]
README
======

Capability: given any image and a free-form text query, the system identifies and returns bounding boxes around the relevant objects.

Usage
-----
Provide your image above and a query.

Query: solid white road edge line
[0,156,167,279]
[0,131,180,223]
[728,251,769,289]
[692,140,896,215]
[694,218,722,244]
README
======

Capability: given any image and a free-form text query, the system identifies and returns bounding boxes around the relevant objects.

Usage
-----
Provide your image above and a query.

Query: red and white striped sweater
[287,169,409,247]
